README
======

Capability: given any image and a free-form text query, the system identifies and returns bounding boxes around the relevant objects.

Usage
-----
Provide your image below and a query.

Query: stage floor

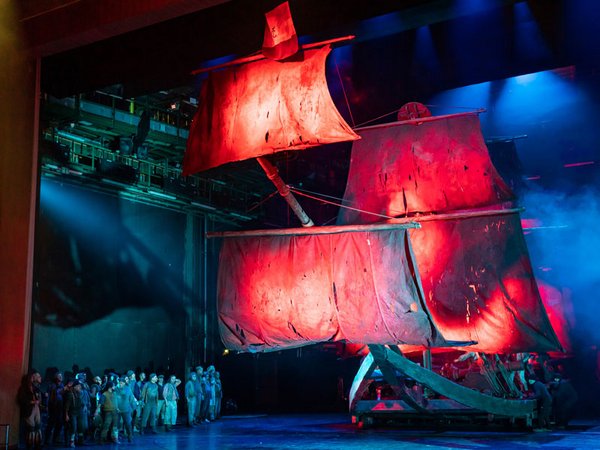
[43,414,600,449]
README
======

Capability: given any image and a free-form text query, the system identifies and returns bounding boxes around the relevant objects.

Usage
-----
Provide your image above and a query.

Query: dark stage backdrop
[32,179,190,377]
[215,346,361,413]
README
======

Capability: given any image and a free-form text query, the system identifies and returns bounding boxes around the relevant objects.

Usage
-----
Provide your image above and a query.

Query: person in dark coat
[18,370,43,449]
[548,374,579,428]
[64,380,87,447]
[156,374,166,426]
[199,373,212,423]
[44,371,64,446]
[527,375,553,431]
[214,371,223,419]
[193,367,203,424]
[185,372,198,427]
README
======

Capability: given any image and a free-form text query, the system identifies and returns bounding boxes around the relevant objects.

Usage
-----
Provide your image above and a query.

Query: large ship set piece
[183,2,562,427]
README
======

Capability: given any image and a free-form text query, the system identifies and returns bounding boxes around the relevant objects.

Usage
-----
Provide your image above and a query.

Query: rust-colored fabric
[338,113,514,224]
[262,1,298,60]
[218,229,441,352]
[337,113,560,353]
[538,280,573,353]
[183,46,359,175]
[408,214,561,354]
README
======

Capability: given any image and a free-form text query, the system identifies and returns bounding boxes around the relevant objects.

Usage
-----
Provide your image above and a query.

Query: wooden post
[348,353,377,412]
[422,349,432,370]
[369,345,430,413]
[257,157,314,227]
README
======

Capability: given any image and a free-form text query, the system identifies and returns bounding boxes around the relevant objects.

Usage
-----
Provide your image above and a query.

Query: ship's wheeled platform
[350,345,538,429]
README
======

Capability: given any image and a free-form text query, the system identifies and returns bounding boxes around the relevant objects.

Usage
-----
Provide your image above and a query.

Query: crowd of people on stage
[18,364,223,449]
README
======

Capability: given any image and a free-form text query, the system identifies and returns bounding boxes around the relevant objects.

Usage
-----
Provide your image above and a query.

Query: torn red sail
[338,113,514,224]
[262,1,298,60]
[339,112,561,353]
[183,46,359,175]
[217,228,443,352]
[408,213,560,353]
[538,280,574,353]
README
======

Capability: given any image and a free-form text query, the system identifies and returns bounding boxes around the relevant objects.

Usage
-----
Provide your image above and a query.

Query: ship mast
[257,157,314,227]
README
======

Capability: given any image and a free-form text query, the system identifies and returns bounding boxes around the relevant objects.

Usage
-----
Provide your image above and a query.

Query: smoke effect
[522,184,600,345]
[427,63,600,411]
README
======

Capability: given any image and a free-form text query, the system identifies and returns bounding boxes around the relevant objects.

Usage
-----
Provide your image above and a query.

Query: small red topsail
[183,1,358,176]
[262,1,299,61]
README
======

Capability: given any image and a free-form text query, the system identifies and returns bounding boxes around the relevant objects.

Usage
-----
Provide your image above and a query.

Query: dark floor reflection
[39,414,600,450]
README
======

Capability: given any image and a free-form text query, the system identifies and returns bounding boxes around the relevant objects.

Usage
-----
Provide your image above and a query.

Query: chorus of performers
[18,364,223,448]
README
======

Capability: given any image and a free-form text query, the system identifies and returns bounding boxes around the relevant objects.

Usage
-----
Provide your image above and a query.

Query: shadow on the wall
[34,180,193,327]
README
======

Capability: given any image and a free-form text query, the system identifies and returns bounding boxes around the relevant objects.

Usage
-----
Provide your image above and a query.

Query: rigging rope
[247,189,280,211]
[354,104,483,129]
[333,54,356,128]
[289,186,395,220]
[354,108,402,128]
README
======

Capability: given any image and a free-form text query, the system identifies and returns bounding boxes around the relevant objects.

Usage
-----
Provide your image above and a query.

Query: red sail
[408,213,560,353]
[339,113,561,353]
[217,229,442,352]
[183,46,359,175]
[262,1,298,60]
[338,113,513,224]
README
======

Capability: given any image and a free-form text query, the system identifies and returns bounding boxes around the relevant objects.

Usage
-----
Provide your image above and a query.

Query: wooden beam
[379,346,536,417]
[369,345,430,414]
[355,110,486,131]
[386,208,524,225]
[348,353,377,412]
[207,221,420,239]
[257,156,313,227]
[191,35,355,75]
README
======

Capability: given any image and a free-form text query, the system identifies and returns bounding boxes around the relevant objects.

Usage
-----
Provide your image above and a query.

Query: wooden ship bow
[339,106,562,425]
